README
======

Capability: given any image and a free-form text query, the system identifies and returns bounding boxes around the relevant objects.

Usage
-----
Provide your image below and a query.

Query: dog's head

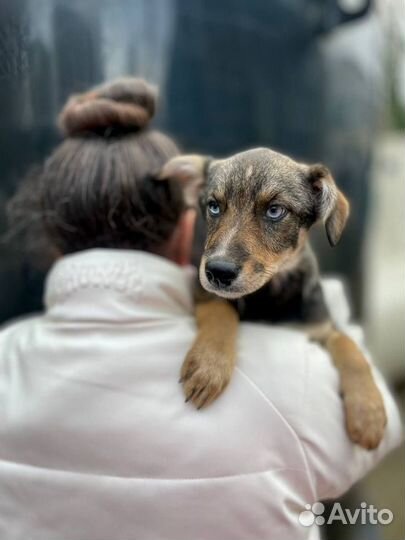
[160,148,349,298]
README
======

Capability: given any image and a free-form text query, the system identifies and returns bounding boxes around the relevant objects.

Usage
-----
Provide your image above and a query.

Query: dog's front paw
[180,343,234,409]
[343,385,387,450]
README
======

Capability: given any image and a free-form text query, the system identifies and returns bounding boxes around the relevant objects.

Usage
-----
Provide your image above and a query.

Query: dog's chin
[203,286,245,300]
[199,271,267,300]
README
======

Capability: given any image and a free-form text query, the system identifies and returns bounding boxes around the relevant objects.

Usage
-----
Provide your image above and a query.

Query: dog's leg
[307,322,387,450]
[181,293,239,409]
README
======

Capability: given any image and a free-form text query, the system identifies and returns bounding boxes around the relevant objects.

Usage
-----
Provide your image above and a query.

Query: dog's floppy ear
[307,164,350,247]
[158,155,210,207]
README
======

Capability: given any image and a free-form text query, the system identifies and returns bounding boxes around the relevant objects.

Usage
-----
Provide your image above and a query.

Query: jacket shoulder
[237,322,311,431]
[0,315,42,360]
[237,322,402,501]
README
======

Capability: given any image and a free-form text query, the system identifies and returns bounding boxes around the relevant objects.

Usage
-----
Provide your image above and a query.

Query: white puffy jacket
[0,249,401,540]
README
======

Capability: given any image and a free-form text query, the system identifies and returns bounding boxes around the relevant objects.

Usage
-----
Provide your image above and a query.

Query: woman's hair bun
[58,77,157,137]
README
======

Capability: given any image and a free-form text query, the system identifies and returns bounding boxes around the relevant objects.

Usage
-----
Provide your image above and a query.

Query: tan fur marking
[277,229,308,273]
[180,299,239,409]
[324,330,387,449]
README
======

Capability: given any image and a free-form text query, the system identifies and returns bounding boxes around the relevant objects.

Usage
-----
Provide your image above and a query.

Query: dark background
[0,0,379,323]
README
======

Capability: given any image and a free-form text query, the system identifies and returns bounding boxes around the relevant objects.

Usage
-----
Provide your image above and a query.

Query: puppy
[160,147,386,450]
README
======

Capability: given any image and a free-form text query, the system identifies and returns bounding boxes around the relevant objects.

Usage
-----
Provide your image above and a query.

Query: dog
[159,147,387,450]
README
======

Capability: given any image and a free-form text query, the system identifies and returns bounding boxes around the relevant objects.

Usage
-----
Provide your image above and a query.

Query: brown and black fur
[160,148,386,450]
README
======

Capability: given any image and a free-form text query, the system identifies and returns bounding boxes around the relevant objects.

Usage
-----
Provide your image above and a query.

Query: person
[0,77,401,540]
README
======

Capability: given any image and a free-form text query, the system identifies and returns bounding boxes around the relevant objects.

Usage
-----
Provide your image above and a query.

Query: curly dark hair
[6,77,185,265]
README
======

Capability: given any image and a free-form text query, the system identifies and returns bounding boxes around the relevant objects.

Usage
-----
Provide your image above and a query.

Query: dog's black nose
[205,260,240,287]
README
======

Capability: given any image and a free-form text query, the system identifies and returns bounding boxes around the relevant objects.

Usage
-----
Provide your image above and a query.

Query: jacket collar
[44,249,195,321]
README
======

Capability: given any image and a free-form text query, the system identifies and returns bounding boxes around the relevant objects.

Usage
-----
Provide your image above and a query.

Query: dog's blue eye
[266,204,286,221]
[207,200,221,216]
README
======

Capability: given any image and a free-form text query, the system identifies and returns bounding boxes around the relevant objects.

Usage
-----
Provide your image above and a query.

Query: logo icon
[298,502,325,527]
[298,501,394,527]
